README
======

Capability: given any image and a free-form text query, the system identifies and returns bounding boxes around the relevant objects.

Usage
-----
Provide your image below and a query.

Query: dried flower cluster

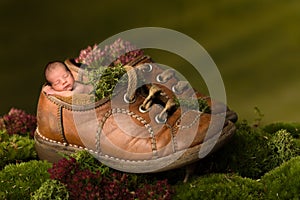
[73,38,144,101]
[48,156,173,200]
[74,38,144,67]
[0,108,37,138]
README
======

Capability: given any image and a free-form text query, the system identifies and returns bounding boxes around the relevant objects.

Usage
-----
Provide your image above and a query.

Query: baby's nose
[62,79,68,85]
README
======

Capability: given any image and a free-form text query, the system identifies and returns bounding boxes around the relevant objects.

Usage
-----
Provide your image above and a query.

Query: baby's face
[47,65,75,91]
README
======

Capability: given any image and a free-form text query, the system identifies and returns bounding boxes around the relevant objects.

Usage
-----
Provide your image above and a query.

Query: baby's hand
[43,85,55,95]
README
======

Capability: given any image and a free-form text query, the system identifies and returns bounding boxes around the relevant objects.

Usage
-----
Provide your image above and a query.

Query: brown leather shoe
[35,55,237,173]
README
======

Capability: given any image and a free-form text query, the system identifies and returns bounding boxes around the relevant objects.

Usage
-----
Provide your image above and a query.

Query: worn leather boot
[35,55,237,173]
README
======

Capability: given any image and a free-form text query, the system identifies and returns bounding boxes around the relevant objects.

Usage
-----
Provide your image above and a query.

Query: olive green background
[1,0,299,124]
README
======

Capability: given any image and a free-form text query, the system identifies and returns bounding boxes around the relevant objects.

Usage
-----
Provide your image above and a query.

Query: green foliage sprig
[267,129,300,166]
[31,179,69,200]
[174,97,210,113]
[85,64,127,101]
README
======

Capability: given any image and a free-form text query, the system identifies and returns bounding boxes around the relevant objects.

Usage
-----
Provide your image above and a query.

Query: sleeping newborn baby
[43,61,93,96]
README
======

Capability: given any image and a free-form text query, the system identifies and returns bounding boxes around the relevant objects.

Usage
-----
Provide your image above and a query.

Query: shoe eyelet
[172,85,183,94]
[156,74,166,83]
[155,115,167,124]
[123,93,136,104]
[139,105,151,113]
[143,63,153,72]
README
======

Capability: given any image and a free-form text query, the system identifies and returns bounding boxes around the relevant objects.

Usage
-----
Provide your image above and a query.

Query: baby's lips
[64,85,72,91]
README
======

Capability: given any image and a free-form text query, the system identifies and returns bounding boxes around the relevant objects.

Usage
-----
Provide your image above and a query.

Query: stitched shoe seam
[96,108,158,159]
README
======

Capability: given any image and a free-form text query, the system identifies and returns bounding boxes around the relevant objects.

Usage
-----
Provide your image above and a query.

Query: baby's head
[44,61,75,91]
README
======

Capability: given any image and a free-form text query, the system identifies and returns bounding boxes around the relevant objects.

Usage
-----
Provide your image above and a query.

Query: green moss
[174,173,264,200]
[262,156,300,199]
[263,122,300,138]
[267,129,300,167]
[194,121,299,179]
[31,179,69,200]
[0,160,52,200]
[195,121,272,178]
[1,118,300,199]
[0,130,37,169]
[174,157,300,199]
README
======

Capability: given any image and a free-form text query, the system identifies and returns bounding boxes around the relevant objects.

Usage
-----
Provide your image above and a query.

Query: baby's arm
[43,85,73,96]
[43,85,56,95]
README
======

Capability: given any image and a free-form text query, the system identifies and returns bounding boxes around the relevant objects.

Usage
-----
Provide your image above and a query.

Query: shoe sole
[34,120,236,173]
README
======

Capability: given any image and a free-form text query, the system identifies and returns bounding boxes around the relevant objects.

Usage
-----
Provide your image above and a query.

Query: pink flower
[74,38,144,67]
[1,108,37,138]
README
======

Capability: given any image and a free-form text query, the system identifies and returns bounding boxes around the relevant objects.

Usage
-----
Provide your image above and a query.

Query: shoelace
[123,63,191,123]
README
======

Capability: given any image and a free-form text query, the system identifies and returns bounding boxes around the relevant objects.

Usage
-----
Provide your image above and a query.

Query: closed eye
[53,80,60,86]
